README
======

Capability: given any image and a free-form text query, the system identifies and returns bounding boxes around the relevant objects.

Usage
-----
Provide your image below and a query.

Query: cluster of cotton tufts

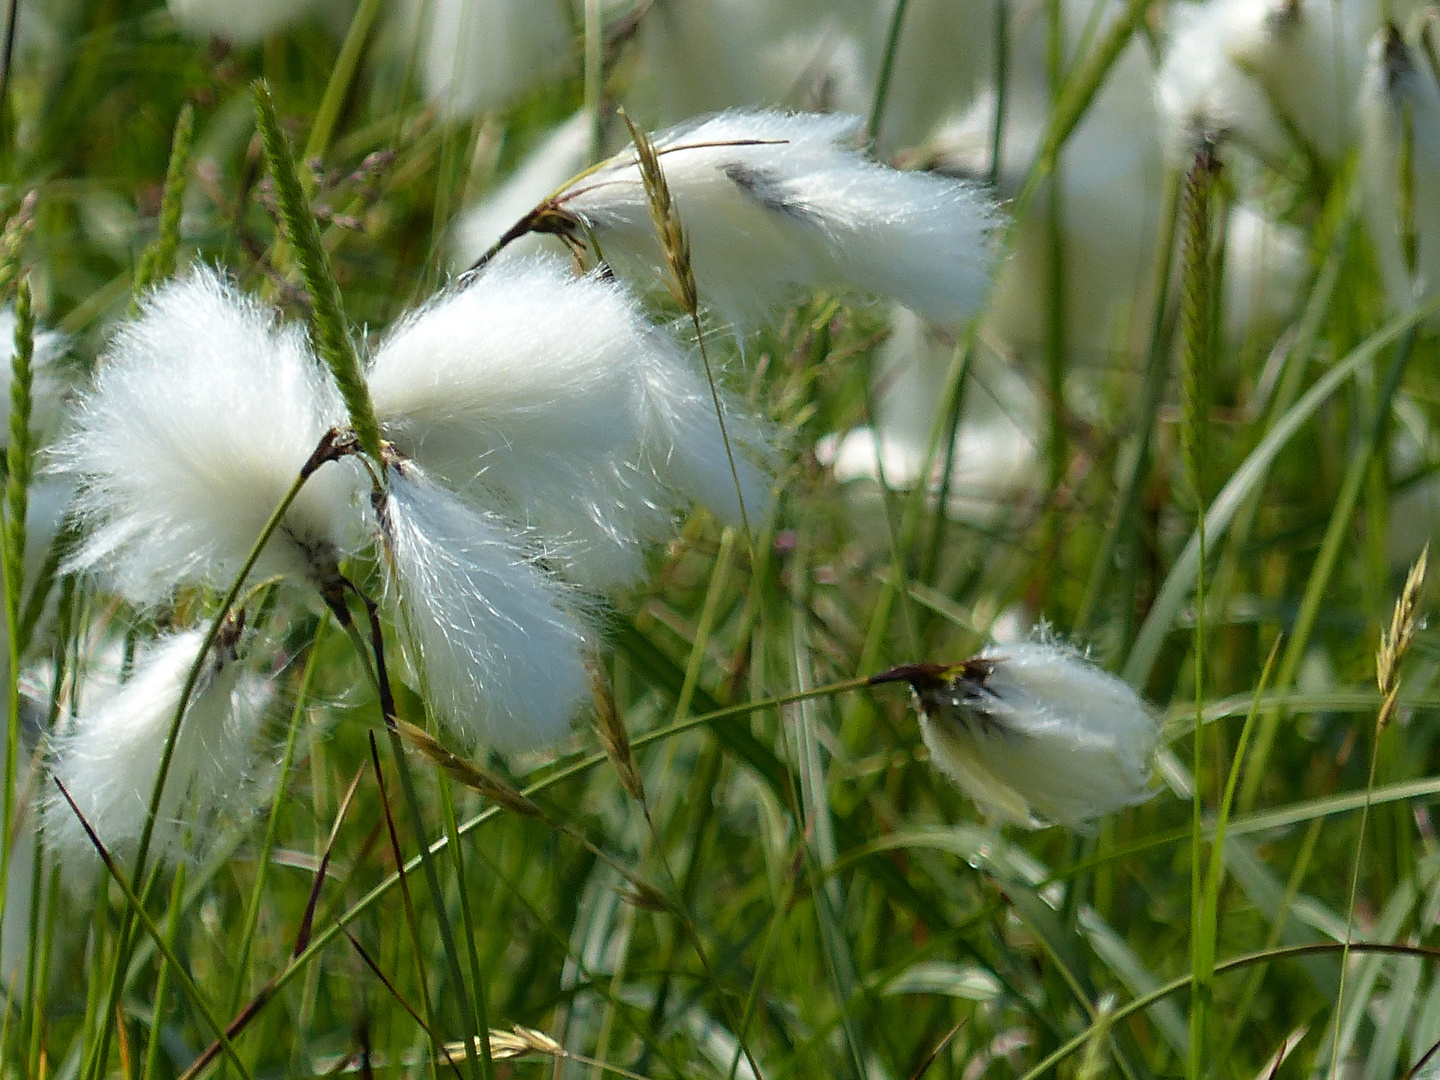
[43,627,270,865]
[1156,0,1380,164]
[1359,22,1440,312]
[367,255,771,587]
[531,110,995,330]
[54,267,362,607]
[166,0,332,46]
[876,640,1159,828]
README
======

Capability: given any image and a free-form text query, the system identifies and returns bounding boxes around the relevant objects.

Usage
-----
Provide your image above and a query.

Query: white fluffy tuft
[54,267,363,606]
[556,110,997,328]
[167,0,326,45]
[1359,25,1440,311]
[409,0,572,119]
[1157,0,1376,164]
[918,640,1158,828]
[42,630,271,867]
[368,256,772,587]
[380,465,592,754]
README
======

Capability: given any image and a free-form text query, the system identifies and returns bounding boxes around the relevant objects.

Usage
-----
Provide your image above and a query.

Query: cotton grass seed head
[1359,21,1440,309]
[377,462,593,754]
[55,267,363,606]
[167,0,327,45]
[541,110,997,329]
[367,256,772,587]
[875,640,1159,828]
[43,626,271,867]
[1158,0,1375,164]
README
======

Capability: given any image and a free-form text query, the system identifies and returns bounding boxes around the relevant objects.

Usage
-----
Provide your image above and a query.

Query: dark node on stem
[459,203,586,283]
[299,426,360,479]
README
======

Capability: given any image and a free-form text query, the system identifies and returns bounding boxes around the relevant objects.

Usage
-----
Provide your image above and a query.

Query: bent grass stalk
[176,675,873,1068]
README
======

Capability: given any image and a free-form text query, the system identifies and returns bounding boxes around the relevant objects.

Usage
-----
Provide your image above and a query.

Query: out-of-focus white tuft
[1157,0,1378,164]
[552,110,997,329]
[901,640,1159,828]
[452,111,592,269]
[42,629,271,867]
[54,267,363,606]
[167,0,327,45]
[408,0,572,120]
[1222,202,1307,346]
[378,464,592,754]
[367,257,772,587]
[817,305,1039,526]
[1360,23,1440,312]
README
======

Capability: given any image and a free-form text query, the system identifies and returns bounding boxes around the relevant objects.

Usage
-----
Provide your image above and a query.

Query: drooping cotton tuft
[55,267,362,606]
[409,0,573,119]
[378,463,592,753]
[167,0,328,45]
[42,629,270,866]
[1156,0,1376,164]
[367,256,771,586]
[1359,23,1440,311]
[547,110,997,328]
[880,640,1159,827]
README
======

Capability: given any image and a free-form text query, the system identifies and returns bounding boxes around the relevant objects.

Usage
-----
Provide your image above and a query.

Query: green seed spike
[251,79,383,464]
[132,103,195,307]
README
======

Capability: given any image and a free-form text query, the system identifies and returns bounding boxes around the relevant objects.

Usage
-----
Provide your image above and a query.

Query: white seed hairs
[377,462,592,753]
[367,256,772,587]
[43,627,270,865]
[514,110,996,329]
[54,267,363,606]
[877,640,1159,828]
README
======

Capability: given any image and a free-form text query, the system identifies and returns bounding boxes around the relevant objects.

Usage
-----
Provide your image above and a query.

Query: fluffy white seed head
[1157,0,1376,164]
[1359,24,1440,310]
[552,110,997,328]
[379,464,592,754]
[42,629,271,867]
[409,0,572,119]
[899,640,1159,828]
[167,0,327,44]
[367,257,771,587]
[55,267,363,606]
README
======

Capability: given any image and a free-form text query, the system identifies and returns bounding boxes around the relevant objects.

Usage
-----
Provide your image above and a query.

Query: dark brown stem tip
[300,426,360,479]
[868,662,952,688]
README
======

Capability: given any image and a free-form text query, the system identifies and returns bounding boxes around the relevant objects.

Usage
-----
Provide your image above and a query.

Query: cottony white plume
[1157,0,1377,163]
[43,628,270,865]
[1360,23,1440,310]
[55,267,362,606]
[549,110,996,328]
[410,0,572,119]
[367,256,771,586]
[167,0,328,45]
[880,640,1158,827]
[378,464,591,753]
